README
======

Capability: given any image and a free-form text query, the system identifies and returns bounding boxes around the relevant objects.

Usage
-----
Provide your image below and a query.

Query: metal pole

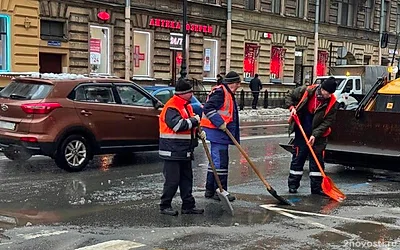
[389,11,400,79]
[180,0,188,80]
[313,0,319,81]
[329,42,332,67]
[226,0,232,72]
[391,34,398,67]
[124,0,131,80]
[378,0,385,65]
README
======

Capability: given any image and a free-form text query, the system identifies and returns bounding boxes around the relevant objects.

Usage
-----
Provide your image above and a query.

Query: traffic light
[381,32,389,48]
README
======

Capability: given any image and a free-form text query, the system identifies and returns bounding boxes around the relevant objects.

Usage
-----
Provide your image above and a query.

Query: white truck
[314,65,389,109]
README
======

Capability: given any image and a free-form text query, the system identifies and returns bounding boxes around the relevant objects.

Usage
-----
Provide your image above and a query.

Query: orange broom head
[322,177,346,202]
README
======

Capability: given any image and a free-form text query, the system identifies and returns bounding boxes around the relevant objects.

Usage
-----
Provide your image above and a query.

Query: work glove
[193,115,201,123]
[198,130,206,140]
[289,106,297,116]
[190,115,200,127]
[219,122,227,132]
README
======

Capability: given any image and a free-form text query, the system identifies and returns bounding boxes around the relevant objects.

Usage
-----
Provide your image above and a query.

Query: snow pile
[239,108,289,122]
[22,73,89,80]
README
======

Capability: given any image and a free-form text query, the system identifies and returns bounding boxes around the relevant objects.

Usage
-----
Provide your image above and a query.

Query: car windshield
[334,78,346,90]
[0,81,53,100]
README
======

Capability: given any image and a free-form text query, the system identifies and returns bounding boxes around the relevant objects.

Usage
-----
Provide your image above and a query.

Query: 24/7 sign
[170,33,183,50]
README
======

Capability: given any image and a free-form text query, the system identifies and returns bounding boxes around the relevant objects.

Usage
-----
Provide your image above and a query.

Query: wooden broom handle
[225,129,272,190]
[198,128,224,192]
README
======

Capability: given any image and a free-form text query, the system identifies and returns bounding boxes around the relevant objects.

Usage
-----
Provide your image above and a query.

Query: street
[0,123,400,250]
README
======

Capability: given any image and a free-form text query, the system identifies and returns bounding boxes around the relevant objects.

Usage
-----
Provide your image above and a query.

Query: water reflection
[99,154,114,172]
[0,209,61,228]
[240,150,250,178]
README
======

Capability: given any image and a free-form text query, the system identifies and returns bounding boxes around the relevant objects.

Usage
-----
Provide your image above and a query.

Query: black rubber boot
[181,207,205,214]
[160,207,178,216]
[205,190,214,198]
[311,190,328,197]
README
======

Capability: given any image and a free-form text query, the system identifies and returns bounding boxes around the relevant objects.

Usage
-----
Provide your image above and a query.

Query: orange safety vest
[159,95,194,159]
[295,85,337,137]
[200,85,234,129]
[296,85,337,118]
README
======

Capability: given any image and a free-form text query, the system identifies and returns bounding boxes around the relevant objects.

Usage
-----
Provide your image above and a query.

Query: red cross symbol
[133,45,145,68]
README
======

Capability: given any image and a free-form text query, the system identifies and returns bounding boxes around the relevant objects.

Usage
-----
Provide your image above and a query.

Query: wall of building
[130,0,226,84]
[1,0,40,72]
[227,0,399,84]
[39,0,126,76]
[37,0,226,85]
[29,0,400,85]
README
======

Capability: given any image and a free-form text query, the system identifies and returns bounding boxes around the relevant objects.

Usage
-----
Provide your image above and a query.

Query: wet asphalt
[0,121,399,250]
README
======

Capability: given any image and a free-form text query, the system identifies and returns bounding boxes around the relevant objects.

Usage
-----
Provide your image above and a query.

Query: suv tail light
[20,137,38,143]
[21,103,62,114]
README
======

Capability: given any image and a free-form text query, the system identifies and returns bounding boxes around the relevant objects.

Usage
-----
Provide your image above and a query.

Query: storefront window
[89,25,110,74]
[243,43,260,81]
[133,31,151,77]
[0,15,10,72]
[317,50,329,76]
[203,39,218,79]
[270,46,286,82]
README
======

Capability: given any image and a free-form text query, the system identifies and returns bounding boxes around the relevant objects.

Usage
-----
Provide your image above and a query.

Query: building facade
[36,0,226,86]
[0,0,40,73]
[2,0,398,86]
[228,0,399,84]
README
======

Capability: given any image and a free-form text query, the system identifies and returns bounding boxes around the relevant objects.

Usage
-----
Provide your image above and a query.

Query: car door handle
[125,115,136,120]
[80,110,92,116]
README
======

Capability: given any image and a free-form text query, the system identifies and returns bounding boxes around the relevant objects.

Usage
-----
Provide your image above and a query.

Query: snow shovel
[291,114,346,202]
[225,130,293,206]
[199,131,234,216]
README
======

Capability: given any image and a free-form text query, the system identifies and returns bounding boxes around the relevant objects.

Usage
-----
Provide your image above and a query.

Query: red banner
[270,46,286,79]
[317,50,329,76]
[243,43,260,78]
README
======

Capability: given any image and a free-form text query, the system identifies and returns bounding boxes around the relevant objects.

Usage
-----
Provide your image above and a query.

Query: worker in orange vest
[200,71,241,201]
[159,79,206,216]
[285,77,338,195]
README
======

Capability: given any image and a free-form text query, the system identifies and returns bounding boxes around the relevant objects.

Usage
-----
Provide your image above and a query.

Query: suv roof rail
[84,73,120,79]
[3,72,122,81]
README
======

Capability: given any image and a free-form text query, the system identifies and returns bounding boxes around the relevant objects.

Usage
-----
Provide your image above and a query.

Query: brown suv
[0,74,163,171]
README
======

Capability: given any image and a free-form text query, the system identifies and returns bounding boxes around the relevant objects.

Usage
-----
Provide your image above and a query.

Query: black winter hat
[175,79,193,95]
[224,71,241,84]
[321,77,337,94]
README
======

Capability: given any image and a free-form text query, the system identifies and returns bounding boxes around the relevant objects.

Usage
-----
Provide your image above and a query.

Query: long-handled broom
[225,130,293,206]
[199,129,234,216]
[291,114,346,202]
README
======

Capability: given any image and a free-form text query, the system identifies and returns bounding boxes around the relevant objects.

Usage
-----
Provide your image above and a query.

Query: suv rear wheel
[3,148,32,161]
[55,135,92,172]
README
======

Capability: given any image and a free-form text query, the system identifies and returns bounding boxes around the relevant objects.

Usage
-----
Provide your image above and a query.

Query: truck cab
[314,76,362,109]
[314,65,389,108]
[315,76,362,95]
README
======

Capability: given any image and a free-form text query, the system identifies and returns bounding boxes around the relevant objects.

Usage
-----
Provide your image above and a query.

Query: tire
[3,148,32,161]
[55,134,92,172]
